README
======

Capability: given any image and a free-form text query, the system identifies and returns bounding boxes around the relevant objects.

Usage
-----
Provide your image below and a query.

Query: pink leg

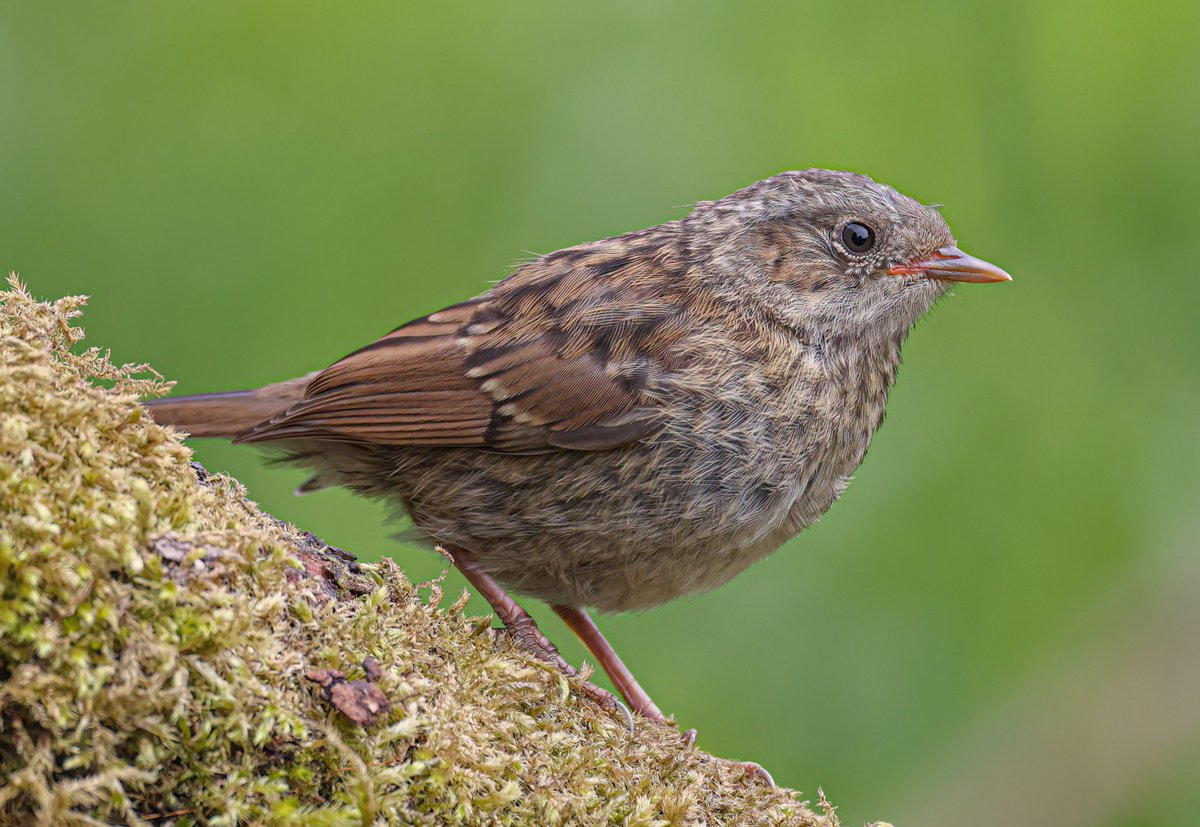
[448,547,773,784]
[446,546,629,723]
[552,604,664,723]
[552,605,771,783]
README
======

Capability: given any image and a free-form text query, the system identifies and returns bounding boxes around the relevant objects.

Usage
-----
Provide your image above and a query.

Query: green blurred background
[4,2,1199,824]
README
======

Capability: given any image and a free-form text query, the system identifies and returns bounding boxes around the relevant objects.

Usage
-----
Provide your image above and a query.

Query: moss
[0,276,838,826]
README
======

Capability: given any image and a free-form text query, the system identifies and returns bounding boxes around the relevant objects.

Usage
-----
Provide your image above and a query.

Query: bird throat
[822,327,907,447]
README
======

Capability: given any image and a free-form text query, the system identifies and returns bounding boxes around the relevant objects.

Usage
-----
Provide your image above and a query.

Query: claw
[558,665,635,733]
[737,761,775,787]
[613,697,635,734]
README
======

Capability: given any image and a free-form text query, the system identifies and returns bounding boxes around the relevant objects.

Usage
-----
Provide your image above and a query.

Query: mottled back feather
[236,226,692,453]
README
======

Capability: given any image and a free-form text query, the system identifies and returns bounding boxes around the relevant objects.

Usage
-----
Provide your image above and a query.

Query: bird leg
[551,606,774,785]
[445,545,631,725]
[551,604,664,723]
[429,548,773,781]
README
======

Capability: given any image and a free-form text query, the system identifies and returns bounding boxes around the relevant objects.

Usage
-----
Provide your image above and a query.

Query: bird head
[683,169,1010,340]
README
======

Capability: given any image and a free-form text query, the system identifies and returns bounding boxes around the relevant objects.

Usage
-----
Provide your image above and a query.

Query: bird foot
[579,683,636,733]
[680,728,774,786]
[731,760,776,787]
[444,547,636,732]
[500,623,635,732]
[551,603,665,723]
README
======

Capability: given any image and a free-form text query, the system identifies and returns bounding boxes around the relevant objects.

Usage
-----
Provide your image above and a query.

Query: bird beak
[887,246,1012,284]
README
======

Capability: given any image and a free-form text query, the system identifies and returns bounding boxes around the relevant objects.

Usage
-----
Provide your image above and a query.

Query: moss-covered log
[0,278,844,826]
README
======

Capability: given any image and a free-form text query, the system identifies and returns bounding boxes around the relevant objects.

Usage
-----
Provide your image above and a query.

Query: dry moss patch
[0,277,836,826]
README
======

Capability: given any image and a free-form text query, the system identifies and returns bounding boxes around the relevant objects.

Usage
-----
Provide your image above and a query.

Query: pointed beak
[887,246,1012,284]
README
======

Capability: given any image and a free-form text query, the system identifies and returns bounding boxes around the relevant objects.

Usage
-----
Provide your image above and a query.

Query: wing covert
[236,230,691,453]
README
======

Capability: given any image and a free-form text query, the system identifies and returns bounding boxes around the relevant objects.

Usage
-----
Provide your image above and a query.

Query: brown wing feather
[236,227,692,452]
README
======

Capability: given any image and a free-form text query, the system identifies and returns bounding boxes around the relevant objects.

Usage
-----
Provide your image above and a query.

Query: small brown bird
[145,169,1009,724]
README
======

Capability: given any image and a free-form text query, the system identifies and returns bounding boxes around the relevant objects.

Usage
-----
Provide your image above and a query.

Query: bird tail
[142,373,317,439]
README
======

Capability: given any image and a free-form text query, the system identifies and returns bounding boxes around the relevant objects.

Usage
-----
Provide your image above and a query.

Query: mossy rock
[0,277,837,826]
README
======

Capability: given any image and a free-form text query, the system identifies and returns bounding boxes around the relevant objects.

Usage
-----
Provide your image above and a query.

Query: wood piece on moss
[0,275,844,826]
[306,659,392,726]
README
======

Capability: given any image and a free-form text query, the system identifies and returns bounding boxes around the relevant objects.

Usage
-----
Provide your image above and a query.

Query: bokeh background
[4,3,1199,824]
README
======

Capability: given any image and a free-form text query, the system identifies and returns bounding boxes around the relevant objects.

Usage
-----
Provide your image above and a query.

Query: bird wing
[236,232,692,453]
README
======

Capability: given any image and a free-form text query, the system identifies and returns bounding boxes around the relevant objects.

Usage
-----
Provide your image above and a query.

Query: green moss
[0,276,836,826]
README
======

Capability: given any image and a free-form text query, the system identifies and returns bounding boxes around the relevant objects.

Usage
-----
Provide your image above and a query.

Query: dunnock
[145,169,1010,724]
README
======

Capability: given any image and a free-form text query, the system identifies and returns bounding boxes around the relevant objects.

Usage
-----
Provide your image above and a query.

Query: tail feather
[143,373,316,439]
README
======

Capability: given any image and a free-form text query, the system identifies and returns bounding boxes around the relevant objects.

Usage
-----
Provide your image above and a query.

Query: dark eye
[841,222,875,255]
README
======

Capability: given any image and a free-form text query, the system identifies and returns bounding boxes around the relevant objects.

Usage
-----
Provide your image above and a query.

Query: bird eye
[840,222,875,255]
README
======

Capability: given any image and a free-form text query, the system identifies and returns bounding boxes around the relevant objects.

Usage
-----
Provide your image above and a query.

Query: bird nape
[144,168,1010,742]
